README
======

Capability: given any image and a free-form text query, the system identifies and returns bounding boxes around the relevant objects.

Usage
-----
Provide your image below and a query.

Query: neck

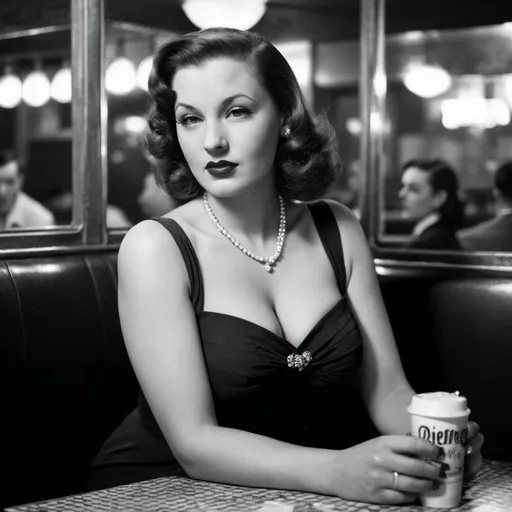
[204,182,282,247]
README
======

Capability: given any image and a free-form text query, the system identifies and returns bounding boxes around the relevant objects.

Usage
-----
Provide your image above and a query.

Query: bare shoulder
[118,218,189,293]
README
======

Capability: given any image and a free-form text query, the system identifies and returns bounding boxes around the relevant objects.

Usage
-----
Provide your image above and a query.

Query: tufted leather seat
[1,252,138,509]
[379,267,512,464]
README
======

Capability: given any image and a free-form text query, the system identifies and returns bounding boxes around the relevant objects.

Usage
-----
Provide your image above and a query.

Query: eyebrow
[174,94,256,113]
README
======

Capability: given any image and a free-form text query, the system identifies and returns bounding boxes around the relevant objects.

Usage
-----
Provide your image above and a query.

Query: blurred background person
[137,170,182,218]
[46,188,132,228]
[324,159,364,219]
[0,152,55,230]
[458,161,512,252]
[399,159,464,250]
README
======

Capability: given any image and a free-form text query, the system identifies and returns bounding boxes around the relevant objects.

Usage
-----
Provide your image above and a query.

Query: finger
[467,433,484,454]
[382,471,434,494]
[385,435,441,461]
[387,453,446,481]
[467,421,480,440]
[465,450,483,479]
[377,489,418,505]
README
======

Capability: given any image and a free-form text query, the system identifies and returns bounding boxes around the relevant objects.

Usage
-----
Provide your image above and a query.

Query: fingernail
[466,445,473,456]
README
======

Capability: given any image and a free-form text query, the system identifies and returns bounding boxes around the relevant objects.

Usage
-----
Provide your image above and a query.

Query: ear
[433,189,447,209]
[17,172,25,188]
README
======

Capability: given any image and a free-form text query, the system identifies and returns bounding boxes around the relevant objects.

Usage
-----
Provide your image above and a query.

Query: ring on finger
[392,471,399,489]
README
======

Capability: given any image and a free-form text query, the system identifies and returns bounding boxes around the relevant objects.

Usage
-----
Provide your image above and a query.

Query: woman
[399,159,464,250]
[88,28,482,504]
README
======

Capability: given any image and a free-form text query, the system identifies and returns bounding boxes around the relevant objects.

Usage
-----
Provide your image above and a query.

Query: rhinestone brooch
[287,351,312,372]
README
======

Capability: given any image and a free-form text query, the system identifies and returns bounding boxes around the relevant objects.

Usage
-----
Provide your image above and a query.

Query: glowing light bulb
[403,64,452,99]
[182,0,267,30]
[50,67,72,103]
[22,70,51,107]
[106,57,136,95]
[136,56,153,91]
[0,73,23,108]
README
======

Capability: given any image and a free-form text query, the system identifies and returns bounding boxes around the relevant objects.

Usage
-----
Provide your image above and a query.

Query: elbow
[169,426,215,480]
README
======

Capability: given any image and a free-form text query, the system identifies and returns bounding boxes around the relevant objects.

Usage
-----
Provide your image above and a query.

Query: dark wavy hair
[495,161,512,202]
[401,159,464,228]
[145,27,341,202]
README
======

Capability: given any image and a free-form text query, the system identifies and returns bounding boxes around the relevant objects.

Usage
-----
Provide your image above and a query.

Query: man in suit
[0,152,55,230]
[458,161,512,252]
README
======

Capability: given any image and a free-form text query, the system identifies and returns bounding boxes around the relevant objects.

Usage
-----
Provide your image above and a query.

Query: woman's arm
[117,217,441,504]
[117,220,335,495]
[325,200,415,435]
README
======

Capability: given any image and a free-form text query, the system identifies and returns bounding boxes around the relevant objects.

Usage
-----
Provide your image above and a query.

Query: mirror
[379,23,512,253]
[0,2,73,232]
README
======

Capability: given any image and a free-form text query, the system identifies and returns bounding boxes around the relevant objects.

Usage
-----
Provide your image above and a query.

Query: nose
[204,121,228,155]
[398,186,406,199]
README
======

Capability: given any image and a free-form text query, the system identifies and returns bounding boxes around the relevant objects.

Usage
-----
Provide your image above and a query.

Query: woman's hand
[465,421,484,479]
[328,435,446,505]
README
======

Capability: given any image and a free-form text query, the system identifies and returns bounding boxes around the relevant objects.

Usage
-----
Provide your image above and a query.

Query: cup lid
[407,391,470,418]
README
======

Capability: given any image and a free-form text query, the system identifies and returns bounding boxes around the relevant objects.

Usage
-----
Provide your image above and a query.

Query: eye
[177,114,201,127]
[227,107,251,119]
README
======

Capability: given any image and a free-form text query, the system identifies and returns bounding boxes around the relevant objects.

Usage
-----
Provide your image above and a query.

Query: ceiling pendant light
[0,65,22,108]
[403,64,452,99]
[50,61,72,103]
[106,39,137,95]
[182,0,267,30]
[22,62,51,107]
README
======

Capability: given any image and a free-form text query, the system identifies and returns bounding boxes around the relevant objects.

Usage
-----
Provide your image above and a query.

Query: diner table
[5,460,512,512]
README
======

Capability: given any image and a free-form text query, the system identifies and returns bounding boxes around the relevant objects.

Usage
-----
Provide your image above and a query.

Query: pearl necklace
[203,192,286,273]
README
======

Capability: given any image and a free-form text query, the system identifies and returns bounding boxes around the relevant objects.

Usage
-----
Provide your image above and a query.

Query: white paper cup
[408,392,470,508]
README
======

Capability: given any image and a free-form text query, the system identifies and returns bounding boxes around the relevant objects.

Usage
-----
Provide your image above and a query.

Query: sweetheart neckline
[200,296,346,351]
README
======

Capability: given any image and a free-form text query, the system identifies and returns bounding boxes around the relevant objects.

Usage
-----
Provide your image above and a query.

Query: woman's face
[399,166,445,221]
[172,57,282,198]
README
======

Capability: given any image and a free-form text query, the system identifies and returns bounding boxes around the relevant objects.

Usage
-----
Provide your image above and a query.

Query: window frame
[0,0,107,258]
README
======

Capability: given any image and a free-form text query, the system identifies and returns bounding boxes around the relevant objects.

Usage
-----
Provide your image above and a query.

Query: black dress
[86,201,377,491]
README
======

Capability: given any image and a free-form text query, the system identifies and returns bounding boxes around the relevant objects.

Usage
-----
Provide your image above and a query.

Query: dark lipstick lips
[205,160,238,169]
[205,160,238,177]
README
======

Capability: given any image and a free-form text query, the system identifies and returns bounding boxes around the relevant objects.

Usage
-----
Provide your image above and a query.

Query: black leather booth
[2,252,138,509]
[2,251,512,509]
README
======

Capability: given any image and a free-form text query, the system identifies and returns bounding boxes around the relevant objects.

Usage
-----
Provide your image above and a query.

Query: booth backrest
[2,252,138,509]
[379,267,512,463]
[2,252,512,509]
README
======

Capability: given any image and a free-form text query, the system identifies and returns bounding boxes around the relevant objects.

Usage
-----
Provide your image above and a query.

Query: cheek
[242,123,280,168]
[177,132,200,168]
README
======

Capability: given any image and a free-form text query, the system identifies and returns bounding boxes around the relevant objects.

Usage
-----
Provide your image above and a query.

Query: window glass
[0,3,72,232]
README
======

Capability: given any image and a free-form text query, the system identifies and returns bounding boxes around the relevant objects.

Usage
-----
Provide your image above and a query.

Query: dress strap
[307,201,347,294]
[149,217,204,313]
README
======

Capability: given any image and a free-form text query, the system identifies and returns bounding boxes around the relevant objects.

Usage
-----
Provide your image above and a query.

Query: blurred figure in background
[324,160,363,219]
[0,152,55,230]
[137,171,182,218]
[458,161,512,252]
[399,159,464,250]
[46,188,132,228]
